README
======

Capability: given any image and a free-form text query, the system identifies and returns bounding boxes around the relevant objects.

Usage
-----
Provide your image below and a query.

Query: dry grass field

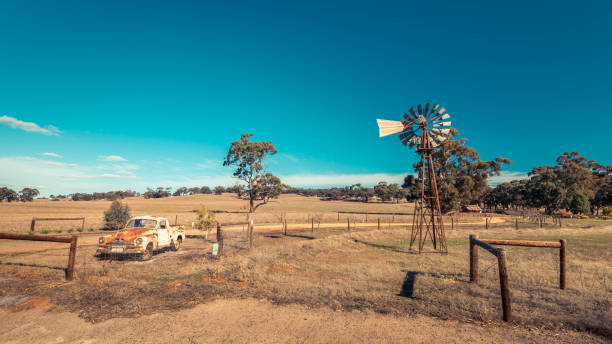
[0,194,611,343]
[0,194,421,234]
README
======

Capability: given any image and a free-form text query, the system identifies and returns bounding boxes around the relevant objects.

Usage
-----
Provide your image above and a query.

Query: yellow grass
[0,195,611,341]
[0,194,418,233]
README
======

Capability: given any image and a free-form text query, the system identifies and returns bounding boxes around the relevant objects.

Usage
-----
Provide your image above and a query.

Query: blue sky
[1,1,610,196]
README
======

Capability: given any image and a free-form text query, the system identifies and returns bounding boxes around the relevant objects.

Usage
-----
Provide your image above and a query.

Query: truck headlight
[135,237,143,245]
[98,237,105,244]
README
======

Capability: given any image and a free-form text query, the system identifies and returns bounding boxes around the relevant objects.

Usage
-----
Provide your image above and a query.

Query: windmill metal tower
[376,103,451,253]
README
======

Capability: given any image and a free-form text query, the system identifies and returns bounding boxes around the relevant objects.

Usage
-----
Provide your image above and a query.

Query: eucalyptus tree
[223,133,280,213]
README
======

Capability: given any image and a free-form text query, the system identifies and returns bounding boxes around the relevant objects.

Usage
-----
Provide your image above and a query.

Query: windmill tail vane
[376,103,453,254]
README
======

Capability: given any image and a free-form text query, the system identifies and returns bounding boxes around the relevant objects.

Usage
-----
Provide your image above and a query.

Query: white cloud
[0,156,138,196]
[116,170,136,176]
[488,171,528,186]
[65,174,135,180]
[41,152,63,158]
[44,161,78,167]
[280,173,407,187]
[0,115,61,136]
[97,163,139,171]
[196,159,223,170]
[98,155,128,162]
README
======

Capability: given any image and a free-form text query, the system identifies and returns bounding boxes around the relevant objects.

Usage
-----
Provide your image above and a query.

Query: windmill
[376,103,451,253]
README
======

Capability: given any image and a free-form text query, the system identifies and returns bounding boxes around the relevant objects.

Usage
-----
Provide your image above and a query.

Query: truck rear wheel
[171,237,182,251]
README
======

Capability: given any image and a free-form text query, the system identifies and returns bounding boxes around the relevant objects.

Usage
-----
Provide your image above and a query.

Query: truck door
[157,219,171,247]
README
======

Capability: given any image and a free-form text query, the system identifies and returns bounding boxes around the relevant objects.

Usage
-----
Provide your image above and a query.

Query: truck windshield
[126,219,157,228]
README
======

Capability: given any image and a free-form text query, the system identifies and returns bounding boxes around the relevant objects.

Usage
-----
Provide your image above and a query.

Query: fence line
[0,233,78,280]
[31,217,85,232]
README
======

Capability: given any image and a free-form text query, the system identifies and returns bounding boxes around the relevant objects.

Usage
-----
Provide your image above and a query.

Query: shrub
[67,228,74,233]
[27,231,34,235]
[88,227,95,232]
[602,206,612,216]
[55,229,63,234]
[41,230,49,234]
[77,227,84,232]
[195,205,216,239]
[104,200,131,230]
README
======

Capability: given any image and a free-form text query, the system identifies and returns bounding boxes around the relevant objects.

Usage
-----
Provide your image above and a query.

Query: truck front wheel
[140,243,153,261]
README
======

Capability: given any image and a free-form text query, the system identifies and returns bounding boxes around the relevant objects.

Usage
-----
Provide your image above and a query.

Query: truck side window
[159,220,166,229]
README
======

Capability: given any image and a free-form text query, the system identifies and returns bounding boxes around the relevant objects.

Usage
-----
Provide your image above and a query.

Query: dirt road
[0,298,601,344]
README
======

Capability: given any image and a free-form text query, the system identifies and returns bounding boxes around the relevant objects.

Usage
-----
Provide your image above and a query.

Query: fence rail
[469,234,568,322]
[0,233,78,280]
[30,217,85,232]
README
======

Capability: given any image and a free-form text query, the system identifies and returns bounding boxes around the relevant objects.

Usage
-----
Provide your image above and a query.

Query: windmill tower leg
[409,133,447,254]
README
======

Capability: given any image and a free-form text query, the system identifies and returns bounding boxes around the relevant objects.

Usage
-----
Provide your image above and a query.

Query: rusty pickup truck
[96,216,185,260]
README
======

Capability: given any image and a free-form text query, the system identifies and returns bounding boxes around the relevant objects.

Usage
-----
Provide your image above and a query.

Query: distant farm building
[463,205,483,213]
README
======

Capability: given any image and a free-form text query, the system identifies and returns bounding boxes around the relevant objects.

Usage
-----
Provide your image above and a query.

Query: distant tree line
[484,152,611,215]
[283,182,415,203]
[0,187,40,202]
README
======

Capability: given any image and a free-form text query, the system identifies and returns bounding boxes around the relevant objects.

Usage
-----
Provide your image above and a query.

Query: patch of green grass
[77,227,84,232]
[27,231,34,235]
[41,230,49,234]
[67,228,74,233]
[88,227,95,232]
[54,229,63,234]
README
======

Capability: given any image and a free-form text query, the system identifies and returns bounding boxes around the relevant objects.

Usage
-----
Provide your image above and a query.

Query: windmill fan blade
[436,134,446,142]
[432,128,451,134]
[409,107,418,119]
[433,121,451,127]
[437,107,446,115]
[430,104,439,115]
[433,114,451,122]
[376,119,405,137]
[402,135,415,146]
[399,131,415,140]
[423,103,430,117]
[417,104,423,115]
[427,136,438,148]
[403,113,417,122]
[410,137,419,148]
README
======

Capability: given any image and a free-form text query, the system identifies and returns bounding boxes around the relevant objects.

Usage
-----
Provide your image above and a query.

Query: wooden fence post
[469,234,479,283]
[451,216,454,231]
[216,223,224,258]
[337,212,340,222]
[249,223,253,249]
[175,215,178,225]
[515,218,519,230]
[347,217,350,232]
[560,239,566,290]
[311,218,314,233]
[65,236,77,281]
[485,218,489,229]
[247,214,253,249]
[81,218,85,230]
[284,218,287,236]
[30,217,36,232]
[559,217,562,227]
[377,217,380,230]
[497,249,512,322]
